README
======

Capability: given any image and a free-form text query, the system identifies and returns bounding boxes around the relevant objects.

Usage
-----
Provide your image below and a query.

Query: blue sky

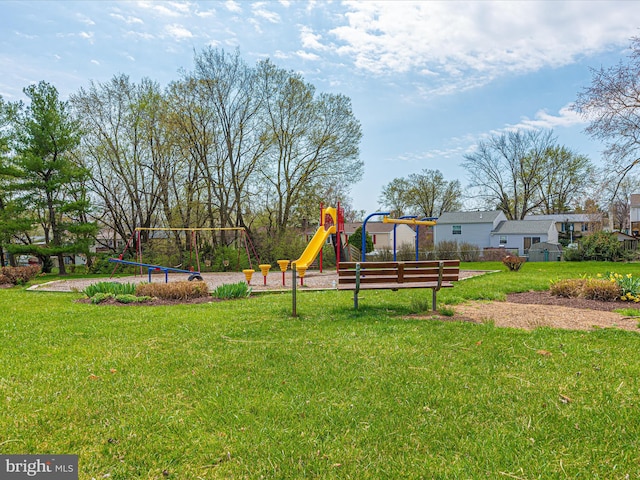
[2,1,640,214]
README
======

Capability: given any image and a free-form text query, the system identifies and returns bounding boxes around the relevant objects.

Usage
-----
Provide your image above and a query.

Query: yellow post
[277,260,290,285]
[296,265,308,286]
[242,269,255,285]
[259,264,271,285]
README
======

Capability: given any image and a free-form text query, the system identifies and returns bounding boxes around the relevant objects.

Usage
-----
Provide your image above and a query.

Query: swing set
[109,227,260,282]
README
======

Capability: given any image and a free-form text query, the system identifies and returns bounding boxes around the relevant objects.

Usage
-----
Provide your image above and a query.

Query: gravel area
[29,269,488,293]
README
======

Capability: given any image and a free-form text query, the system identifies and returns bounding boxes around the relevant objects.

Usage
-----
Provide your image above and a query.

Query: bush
[435,241,459,260]
[459,242,481,262]
[550,277,621,302]
[91,292,114,304]
[579,231,625,262]
[549,278,586,298]
[503,256,526,271]
[212,281,252,299]
[115,294,153,304]
[0,265,41,285]
[89,254,137,275]
[482,247,512,262]
[135,281,210,300]
[562,246,583,262]
[83,281,137,298]
[582,278,621,301]
[349,227,374,255]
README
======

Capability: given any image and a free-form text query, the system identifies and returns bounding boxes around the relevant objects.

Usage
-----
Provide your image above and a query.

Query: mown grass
[1,262,640,478]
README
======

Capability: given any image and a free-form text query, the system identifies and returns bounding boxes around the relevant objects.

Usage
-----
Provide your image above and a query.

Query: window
[581,223,589,232]
[499,235,507,245]
[523,237,541,253]
[452,225,462,235]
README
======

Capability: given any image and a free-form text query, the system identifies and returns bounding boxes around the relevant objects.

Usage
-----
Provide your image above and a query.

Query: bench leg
[354,290,359,310]
[432,288,437,311]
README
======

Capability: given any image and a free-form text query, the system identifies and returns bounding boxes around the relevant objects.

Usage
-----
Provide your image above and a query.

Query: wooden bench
[337,260,460,310]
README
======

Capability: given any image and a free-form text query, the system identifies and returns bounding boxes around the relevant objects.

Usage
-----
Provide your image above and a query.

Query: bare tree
[71,75,167,246]
[379,169,462,218]
[574,36,640,195]
[192,48,268,238]
[537,146,595,214]
[463,130,557,219]
[256,60,363,234]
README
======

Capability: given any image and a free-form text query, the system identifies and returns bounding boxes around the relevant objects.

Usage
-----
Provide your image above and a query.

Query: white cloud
[300,25,327,51]
[295,50,320,61]
[165,24,193,40]
[14,31,37,40]
[320,1,640,92]
[78,31,95,43]
[110,13,144,25]
[125,31,155,40]
[135,1,190,17]
[251,2,280,23]
[195,8,216,18]
[225,0,242,14]
[91,59,100,65]
[507,105,587,131]
[76,14,95,26]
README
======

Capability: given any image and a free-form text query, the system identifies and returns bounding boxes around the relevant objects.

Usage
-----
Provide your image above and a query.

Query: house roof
[492,220,555,235]
[524,213,601,223]
[437,211,504,224]
[344,222,414,235]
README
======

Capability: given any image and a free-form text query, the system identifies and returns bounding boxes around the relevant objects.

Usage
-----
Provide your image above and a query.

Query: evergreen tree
[7,81,96,273]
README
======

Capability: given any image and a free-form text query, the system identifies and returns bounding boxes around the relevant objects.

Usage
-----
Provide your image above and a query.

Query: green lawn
[2,262,640,478]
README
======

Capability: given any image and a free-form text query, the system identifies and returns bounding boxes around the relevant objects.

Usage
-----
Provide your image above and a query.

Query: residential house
[524,213,603,244]
[344,222,416,253]
[434,211,507,250]
[490,220,558,255]
[434,210,559,256]
[630,194,640,236]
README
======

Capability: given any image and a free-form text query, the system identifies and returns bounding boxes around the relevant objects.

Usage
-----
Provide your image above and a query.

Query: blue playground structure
[108,258,203,283]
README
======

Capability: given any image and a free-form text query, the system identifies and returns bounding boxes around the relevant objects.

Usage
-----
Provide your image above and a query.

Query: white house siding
[434,211,507,249]
[344,222,415,252]
[490,220,558,255]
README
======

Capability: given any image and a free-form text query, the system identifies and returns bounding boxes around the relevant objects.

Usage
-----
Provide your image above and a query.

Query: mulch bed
[507,291,634,312]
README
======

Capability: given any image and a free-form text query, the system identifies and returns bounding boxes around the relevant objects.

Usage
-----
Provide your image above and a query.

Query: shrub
[135,281,210,300]
[549,278,587,298]
[435,240,459,260]
[579,231,625,261]
[582,278,621,301]
[397,243,416,261]
[83,281,137,298]
[0,265,41,285]
[372,248,393,261]
[503,255,526,271]
[550,277,621,302]
[89,254,137,275]
[115,294,152,304]
[91,292,114,304]
[562,246,583,262]
[348,227,374,255]
[459,242,481,262]
[482,247,512,261]
[212,281,252,300]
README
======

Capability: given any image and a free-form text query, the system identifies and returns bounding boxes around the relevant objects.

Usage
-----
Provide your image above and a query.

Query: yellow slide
[293,224,336,269]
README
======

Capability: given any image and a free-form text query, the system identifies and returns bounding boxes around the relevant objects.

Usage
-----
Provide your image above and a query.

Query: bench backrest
[338,260,460,286]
